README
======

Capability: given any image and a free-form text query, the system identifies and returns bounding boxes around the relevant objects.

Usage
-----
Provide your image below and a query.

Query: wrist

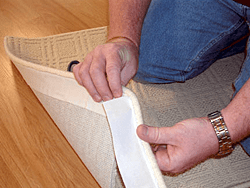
[202,117,221,156]
[221,79,250,144]
[221,107,249,144]
[106,36,139,50]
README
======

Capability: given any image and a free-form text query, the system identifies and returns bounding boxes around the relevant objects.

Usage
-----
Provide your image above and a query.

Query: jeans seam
[186,18,246,72]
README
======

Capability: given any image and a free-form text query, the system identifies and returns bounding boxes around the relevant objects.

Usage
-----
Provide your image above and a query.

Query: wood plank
[0,0,108,187]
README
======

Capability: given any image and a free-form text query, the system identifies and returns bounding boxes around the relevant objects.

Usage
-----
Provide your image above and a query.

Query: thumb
[136,124,173,144]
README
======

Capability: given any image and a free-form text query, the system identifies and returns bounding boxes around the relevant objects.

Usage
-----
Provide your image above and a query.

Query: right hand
[73,38,139,102]
[137,117,219,174]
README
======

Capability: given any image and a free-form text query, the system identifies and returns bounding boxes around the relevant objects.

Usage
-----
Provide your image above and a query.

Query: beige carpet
[4,26,250,188]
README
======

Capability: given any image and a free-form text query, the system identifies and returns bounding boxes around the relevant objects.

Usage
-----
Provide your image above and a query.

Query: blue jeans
[134,0,250,155]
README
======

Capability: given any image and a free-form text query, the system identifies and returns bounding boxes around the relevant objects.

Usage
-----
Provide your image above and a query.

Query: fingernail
[103,96,112,101]
[113,91,122,98]
[141,125,148,136]
[94,94,102,102]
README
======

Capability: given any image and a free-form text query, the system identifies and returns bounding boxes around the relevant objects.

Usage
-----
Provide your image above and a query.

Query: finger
[118,46,137,85]
[73,62,83,85]
[150,144,167,152]
[136,125,174,145]
[154,148,173,172]
[156,146,194,174]
[120,64,137,86]
[90,54,113,101]
[74,55,102,102]
[73,53,93,86]
[105,53,123,98]
[120,53,138,86]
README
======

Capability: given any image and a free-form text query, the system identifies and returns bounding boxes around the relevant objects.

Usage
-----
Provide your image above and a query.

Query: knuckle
[78,67,88,78]
[167,165,178,173]
[152,127,161,143]
[106,63,121,74]
[78,71,90,86]
[165,162,183,174]
[93,45,106,56]
[85,52,93,59]
[160,160,177,173]
[89,66,101,76]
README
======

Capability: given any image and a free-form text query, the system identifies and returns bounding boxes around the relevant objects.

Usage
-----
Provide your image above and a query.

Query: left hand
[136,117,219,174]
[73,38,138,102]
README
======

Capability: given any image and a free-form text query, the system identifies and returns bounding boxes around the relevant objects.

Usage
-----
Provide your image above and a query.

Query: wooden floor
[0,0,108,187]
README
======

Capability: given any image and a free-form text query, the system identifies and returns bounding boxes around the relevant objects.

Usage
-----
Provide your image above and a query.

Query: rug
[4,26,250,188]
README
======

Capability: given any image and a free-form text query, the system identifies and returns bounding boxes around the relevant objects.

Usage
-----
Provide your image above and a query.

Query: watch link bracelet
[208,111,233,157]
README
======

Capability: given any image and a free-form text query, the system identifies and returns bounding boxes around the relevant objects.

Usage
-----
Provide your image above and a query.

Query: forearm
[222,78,250,143]
[108,0,152,48]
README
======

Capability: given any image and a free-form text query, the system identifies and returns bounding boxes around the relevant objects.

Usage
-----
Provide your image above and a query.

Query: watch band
[208,111,233,157]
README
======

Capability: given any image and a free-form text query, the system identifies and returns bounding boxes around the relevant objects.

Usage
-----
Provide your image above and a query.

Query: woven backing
[34,90,115,188]
[4,26,250,187]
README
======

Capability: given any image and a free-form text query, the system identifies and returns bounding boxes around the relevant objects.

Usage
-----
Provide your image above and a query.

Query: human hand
[136,118,219,174]
[73,38,139,102]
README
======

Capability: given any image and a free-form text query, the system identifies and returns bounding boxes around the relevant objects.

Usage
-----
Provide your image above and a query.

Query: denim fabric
[134,0,250,155]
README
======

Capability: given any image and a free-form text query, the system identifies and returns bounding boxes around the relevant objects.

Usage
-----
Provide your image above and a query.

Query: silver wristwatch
[208,111,233,157]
